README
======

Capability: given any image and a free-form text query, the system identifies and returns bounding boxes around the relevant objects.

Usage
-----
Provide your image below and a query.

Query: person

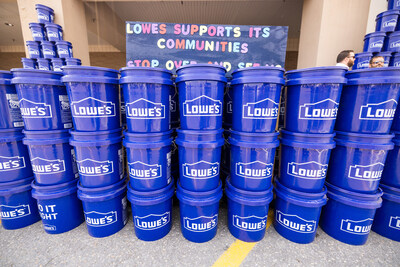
[369,56,385,68]
[336,50,355,70]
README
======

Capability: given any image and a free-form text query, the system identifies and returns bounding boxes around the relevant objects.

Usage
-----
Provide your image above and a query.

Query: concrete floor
[1,204,399,267]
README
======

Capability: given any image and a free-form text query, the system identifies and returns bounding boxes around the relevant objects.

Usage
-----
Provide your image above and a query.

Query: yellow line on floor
[212,209,274,267]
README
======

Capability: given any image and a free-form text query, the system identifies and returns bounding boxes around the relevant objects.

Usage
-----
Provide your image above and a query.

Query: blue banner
[126,22,288,75]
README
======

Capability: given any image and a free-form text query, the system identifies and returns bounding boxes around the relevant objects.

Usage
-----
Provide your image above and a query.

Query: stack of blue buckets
[119,67,175,241]
[0,71,40,230]
[24,4,81,71]
[354,1,400,69]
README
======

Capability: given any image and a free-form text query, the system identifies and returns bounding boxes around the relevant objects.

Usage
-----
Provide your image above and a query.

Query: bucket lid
[392,131,400,145]
[380,183,400,203]
[231,66,285,85]
[65,58,81,63]
[389,31,400,38]
[78,177,127,202]
[285,66,347,85]
[36,58,51,63]
[21,58,35,63]
[334,131,394,150]
[124,137,172,149]
[11,68,63,86]
[280,129,335,149]
[26,41,40,46]
[376,10,400,20]
[40,41,54,46]
[61,65,119,84]
[376,51,393,57]
[23,129,70,145]
[0,128,24,142]
[0,70,12,85]
[31,178,78,200]
[274,179,327,208]
[119,67,173,85]
[225,178,273,206]
[355,52,373,57]
[44,23,62,29]
[325,182,383,209]
[0,176,34,196]
[176,128,224,142]
[35,4,54,13]
[364,31,387,39]
[51,58,64,63]
[176,182,222,206]
[229,131,279,149]
[124,129,172,143]
[55,40,72,46]
[175,63,227,83]
[70,128,122,142]
[175,136,224,149]
[29,22,43,28]
[127,178,174,206]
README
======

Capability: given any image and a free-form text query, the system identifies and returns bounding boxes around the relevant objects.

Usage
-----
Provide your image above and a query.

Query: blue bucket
[176,129,224,192]
[21,58,36,69]
[225,178,273,242]
[376,10,400,32]
[231,67,284,133]
[273,179,327,244]
[41,41,57,59]
[35,4,54,24]
[124,130,172,191]
[388,0,400,9]
[320,182,382,245]
[26,41,42,59]
[65,58,81,66]
[278,130,335,193]
[353,52,373,70]
[32,178,84,234]
[62,66,120,131]
[29,23,46,42]
[0,129,32,182]
[229,130,279,191]
[127,180,174,241]
[386,32,400,52]
[0,71,24,129]
[70,129,124,188]
[0,177,40,230]
[12,69,72,130]
[335,67,400,133]
[176,182,222,243]
[44,23,63,42]
[55,41,73,58]
[327,131,393,193]
[37,58,52,71]
[363,32,386,52]
[223,78,232,128]
[78,178,128,238]
[51,58,65,72]
[176,64,227,130]
[390,52,400,66]
[393,101,400,131]
[23,129,78,185]
[120,67,173,133]
[376,51,392,67]
[285,66,347,133]
[380,132,400,187]
[372,184,400,241]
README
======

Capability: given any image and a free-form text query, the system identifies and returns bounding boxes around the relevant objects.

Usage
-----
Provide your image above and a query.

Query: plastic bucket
[386,32,400,52]
[229,130,279,191]
[319,182,382,245]
[376,51,392,67]
[26,41,41,59]
[335,67,400,133]
[41,41,57,59]
[119,67,173,133]
[0,177,40,230]
[363,32,386,52]
[372,184,400,241]
[37,58,52,71]
[393,101,400,131]
[51,58,65,72]
[128,180,174,241]
[62,66,120,131]
[23,129,78,185]
[176,64,227,130]
[223,78,232,128]
[55,41,73,58]
[225,178,273,242]
[21,58,36,69]
[35,4,54,24]
[388,0,400,9]
[29,23,46,42]
[375,10,400,32]
[0,128,32,182]
[326,131,393,193]
[70,129,124,188]
[11,69,72,130]
[176,129,224,191]
[380,132,400,187]
[273,179,327,244]
[353,52,373,70]
[285,66,347,133]
[278,130,335,192]
[65,58,81,66]
[78,178,128,238]
[124,130,172,191]
[390,52,400,67]
[230,67,284,133]
[0,71,24,129]
[44,23,63,42]
[176,182,222,243]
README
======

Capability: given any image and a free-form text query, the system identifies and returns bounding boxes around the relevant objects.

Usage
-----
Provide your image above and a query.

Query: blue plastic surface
[388,0,400,9]
[386,32,400,52]
[231,67,284,132]
[375,10,400,32]
[35,4,54,24]
[285,66,347,133]
[0,71,24,129]
[51,58,65,72]
[44,23,63,42]
[21,58,36,70]
[390,52,400,67]
[0,177,40,230]
[225,178,273,242]
[37,58,52,71]
[363,32,386,52]
[55,41,73,58]
[29,23,46,41]
[376,51,392,67]
[353,52,373,70]
[41,41,57,59]
[65,58,81,66]
[319,182,382,245]
[26,41,42,59]
[273,179,327,244]
[381,132,400,187]
[176,182,222,243]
